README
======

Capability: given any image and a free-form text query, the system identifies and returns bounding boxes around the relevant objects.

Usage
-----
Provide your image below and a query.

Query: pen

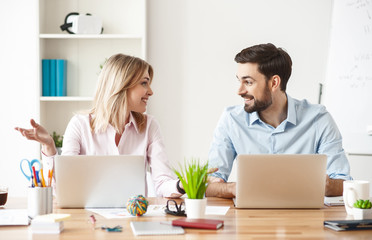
[40,168,46,187]
[32,166,38,187]
[31,176,34,187]
[35,170,40,184]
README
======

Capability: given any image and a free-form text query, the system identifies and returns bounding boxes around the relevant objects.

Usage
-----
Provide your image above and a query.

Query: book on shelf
[50,59,56,96]
[56,59,67,96]
[172,218,224,230]
[41,59,67,97]
[42,59,50,96]
[324,219,372,231]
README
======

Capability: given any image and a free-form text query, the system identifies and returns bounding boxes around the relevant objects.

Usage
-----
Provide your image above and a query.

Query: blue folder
[50,59,57,96]
[56,59,67,96]
[42,59,50,96]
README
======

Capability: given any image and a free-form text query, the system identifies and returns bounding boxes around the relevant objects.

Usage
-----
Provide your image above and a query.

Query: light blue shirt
[209,95,352,182]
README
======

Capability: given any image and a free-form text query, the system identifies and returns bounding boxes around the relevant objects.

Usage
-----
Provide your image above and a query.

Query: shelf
[40,96,93,102]
[38,0,146,135]
[40,34,143,39]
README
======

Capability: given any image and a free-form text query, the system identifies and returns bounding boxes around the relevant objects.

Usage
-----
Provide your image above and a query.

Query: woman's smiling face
[127,71,153,113]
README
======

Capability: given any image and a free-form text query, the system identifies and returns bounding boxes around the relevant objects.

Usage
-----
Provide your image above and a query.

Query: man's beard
[243,86,272,113]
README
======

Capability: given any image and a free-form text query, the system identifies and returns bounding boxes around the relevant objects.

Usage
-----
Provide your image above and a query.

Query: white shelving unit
[38,0,147,135]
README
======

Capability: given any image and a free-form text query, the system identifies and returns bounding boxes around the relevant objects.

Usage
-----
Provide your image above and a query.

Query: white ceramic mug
[343,180,370,215]
[28,187,53,218]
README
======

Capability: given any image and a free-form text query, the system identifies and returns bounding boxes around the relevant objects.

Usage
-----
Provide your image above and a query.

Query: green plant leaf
[173,157,208,199]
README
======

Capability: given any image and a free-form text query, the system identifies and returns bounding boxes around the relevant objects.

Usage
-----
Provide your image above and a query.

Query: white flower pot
[185,198,207,219]
[57,147,62,155]
[353,208,372,220]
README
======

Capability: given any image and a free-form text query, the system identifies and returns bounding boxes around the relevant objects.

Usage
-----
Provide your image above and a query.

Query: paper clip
[101,225,123,232]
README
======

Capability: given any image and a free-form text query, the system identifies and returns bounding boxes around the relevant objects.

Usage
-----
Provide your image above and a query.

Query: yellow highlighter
[40,168,46,187]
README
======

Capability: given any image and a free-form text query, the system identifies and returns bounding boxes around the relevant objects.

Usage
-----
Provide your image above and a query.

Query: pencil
[40,168,46,187]
[48,169,54,187]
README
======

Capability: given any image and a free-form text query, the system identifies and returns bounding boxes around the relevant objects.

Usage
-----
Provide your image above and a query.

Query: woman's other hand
[15,119,57,156]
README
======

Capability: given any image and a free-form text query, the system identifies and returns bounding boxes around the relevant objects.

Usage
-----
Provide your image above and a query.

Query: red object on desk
[172,218,224,230]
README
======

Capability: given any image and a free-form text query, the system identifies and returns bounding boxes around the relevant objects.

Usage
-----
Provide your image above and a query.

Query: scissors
[20,159,42,181]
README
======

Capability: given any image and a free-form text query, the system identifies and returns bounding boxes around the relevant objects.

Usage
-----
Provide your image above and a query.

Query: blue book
[42,59,50,96]
[50,59,57,96]
[56,59,67,96]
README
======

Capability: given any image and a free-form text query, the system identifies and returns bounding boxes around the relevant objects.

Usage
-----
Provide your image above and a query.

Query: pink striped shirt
[43,113,181,198]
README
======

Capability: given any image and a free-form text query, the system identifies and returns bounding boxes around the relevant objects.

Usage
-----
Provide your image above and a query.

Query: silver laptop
[234,154,327,208]
[55,155,145,208]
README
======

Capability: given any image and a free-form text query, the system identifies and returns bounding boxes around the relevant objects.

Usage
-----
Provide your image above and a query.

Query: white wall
[2,0,371,197]
[147,0,333,168]
[0,0,39,196]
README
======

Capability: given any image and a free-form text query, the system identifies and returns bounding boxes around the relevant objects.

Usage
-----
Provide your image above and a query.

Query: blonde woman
[15,54,183,198]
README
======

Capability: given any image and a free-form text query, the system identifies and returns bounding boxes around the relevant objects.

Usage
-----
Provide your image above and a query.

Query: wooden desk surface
[1,197,371,239]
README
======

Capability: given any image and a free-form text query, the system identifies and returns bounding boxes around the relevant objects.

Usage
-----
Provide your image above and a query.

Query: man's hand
[325,175,344,196]
[206,181,236,198]
[208,176,225,183]
[207,168,224,183]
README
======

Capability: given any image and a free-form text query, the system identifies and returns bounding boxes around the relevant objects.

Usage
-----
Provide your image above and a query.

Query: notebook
[324,219,372,231]
[130,221,185,236]
[55,155,145,208]
[172,218,224,230]
[233,154,327,208]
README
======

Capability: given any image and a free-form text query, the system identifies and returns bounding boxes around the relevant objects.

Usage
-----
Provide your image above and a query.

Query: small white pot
[57,147,62,155]
[353,208,372,220]
[185,198,207,219]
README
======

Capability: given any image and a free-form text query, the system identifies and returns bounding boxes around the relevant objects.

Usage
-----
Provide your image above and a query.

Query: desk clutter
[3,196,372,238]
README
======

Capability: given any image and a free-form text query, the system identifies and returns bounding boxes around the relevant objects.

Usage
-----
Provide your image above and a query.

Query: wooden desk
[1,197,371,239]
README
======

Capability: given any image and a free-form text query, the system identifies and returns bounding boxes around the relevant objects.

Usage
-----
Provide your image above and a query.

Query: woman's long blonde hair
[90,54,153,134]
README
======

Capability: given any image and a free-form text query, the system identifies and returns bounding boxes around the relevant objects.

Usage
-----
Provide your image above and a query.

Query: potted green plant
[352,199,372,220]
[52,131,63,154]
[174,158,209,219]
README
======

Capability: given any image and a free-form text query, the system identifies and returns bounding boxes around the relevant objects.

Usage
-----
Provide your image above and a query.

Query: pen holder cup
[28,187,53,218]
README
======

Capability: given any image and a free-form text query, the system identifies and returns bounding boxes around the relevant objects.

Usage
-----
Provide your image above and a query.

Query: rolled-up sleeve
[316,107,352,180]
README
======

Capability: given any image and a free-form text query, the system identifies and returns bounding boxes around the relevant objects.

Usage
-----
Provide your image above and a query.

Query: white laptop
[55,155,145,208]
[233,154,327,209]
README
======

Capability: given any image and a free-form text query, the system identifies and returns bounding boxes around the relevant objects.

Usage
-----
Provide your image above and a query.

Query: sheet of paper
[88,205,230,219]
[0,209,29,226]
[205,206,230,215]
[87,205,166,219]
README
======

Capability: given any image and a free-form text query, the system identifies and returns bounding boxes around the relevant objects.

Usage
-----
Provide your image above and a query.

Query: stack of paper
[31,213,71,234]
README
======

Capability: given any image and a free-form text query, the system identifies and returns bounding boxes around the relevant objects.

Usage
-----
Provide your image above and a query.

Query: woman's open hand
[15,119,57,156]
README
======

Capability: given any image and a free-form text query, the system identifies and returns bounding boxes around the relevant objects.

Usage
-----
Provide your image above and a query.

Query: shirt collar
[246,93,297,126]
[127,112,140,134]
[248,111,261,126]
[286,94,297,125]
